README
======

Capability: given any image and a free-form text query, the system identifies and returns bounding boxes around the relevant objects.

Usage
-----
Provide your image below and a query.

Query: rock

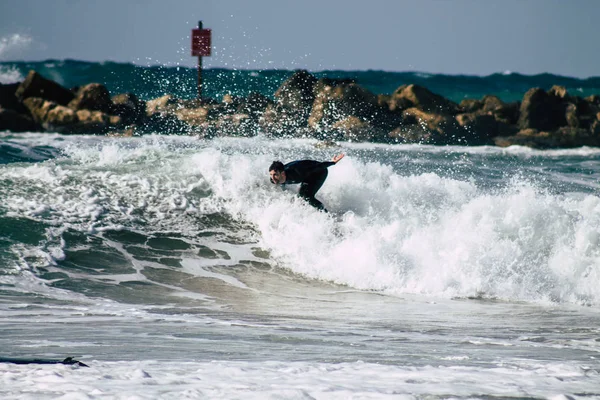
[389,84,459,114]
[137,112,190,134]
[259,103,309,137]
[191,114,257,139]
[401,107,461,143]
[23,97,77,132]
[332,116,386,142]
[0,83,28,114]
[0,107,40,132]
[173,107,210,126]
[146,95,183,116]
[377,94,392,109]
[215,113,256,137]
[585,95,600,105]
[15,70,74,106]
[221,94,243,112]
[274,70,317,111]
[388,124,433,144]
[23,97,120,134]
[111,93,146,124]
[548,85,569,100]
[22,97,55,125]
[565,103,580,128]
[76,109,121,132]
[455,113,516,145]
[492,101,520,125]
[459,98,483,113]
[266,71,318,130]
[308,80,399,133]
[494,126,599,149]
[518,88,566,131]
[591,119,600,135]
[554,126,600,147]
[482,95,504,112]
[237,92,272,119]
[68,83,113,113]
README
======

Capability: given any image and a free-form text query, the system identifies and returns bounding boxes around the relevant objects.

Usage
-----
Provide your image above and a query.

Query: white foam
[0,65,24,84]
[187,139,600,305]
[0,359,597,399]
[3,136,600,305]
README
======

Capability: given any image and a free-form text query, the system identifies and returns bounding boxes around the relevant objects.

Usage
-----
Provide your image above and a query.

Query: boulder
[214,113,256,137]
[518,88,566,131]
[401,107,461,143]
[76,109,121,133]
[237,92,272,119]
[331,116,387,142]
[389,84,459,114]
[481,95,504,112]
[274,70,317,111]
[0,107,40,132]
[15,70,74,106]
[23,97,121,134]
[173,107,210,126]
[591,119,600,136]
[455,113,516,145]
[548,85,569,100]
[308,80,399,132]
[459,98,483,114]
[191,114,257,139]
[565,103,580,128]
[494,126,600,149]
[259,103,309,137]
[492,101,520,125]
[146,95,183,116]
[68,83,113,113]
[111,93,146,124]
[0,83,28,114]
[22,97,56,125]
[388,124,433,144]
[377,94,392,109]
[221,93,243,113]
[585,95,600,105]
[137,112,190,134]
[552,126,600,147]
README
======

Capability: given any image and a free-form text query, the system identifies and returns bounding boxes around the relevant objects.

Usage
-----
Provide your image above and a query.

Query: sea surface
[2,59,600,102]
[1,131,599,399]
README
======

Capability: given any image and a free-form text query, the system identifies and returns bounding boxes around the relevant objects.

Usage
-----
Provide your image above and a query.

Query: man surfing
[269,153,345,211]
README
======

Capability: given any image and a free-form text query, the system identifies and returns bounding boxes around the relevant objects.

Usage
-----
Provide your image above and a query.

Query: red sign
[192,29,211,56]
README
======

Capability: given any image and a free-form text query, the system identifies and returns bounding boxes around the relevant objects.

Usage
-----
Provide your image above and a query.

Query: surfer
[269,153,345,211]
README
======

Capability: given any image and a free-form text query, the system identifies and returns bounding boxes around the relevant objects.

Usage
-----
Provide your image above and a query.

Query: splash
[0,65,24,84]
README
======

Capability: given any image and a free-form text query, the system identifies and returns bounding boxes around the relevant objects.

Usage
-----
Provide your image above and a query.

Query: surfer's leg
[299,170,328,211]
[307,196,327,212]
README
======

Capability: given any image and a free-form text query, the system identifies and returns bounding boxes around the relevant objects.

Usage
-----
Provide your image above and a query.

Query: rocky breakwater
[1,69,600,148]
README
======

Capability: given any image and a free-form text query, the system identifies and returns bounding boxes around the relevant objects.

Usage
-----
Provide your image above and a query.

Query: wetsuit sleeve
[300,161,336,179]
[285,160,337,184]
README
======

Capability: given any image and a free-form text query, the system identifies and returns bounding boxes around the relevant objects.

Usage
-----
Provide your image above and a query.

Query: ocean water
[2,59,600,102]
[1,132,599,398]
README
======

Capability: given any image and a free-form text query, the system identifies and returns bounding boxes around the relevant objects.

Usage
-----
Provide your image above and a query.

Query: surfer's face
[269,170,285,184]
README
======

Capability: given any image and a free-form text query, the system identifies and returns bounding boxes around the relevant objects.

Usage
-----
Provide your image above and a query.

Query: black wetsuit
[283,160,336,211]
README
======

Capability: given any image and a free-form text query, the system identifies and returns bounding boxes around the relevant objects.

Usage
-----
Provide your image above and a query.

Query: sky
[0,0,599,78]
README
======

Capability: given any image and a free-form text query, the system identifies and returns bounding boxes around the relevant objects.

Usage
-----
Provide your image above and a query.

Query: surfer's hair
[269,161,285,172]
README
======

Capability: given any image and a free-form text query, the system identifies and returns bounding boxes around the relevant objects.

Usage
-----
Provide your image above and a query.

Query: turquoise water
[3,59,600,102]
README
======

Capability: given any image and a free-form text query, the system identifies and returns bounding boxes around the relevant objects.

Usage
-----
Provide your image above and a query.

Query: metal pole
[197,21,203,101]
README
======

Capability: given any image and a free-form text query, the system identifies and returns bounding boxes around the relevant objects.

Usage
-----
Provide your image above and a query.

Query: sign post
[191,21,211,100]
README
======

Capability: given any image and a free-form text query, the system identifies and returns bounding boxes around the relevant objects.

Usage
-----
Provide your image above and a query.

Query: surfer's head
[269,161,286,184]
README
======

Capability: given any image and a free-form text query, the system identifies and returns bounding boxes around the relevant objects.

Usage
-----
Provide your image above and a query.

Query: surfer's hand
[332,153,345,163]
